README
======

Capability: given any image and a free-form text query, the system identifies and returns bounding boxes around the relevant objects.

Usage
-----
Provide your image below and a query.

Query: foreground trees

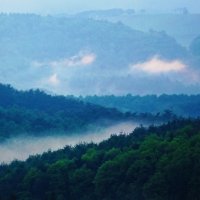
[0,118,200,199]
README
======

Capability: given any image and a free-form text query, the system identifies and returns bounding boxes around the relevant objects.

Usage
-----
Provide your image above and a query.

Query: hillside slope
[0,13,191,95]
[0,83,178,141]
[79,94,200,117]
[74,11,200,47]
[0,118,200,199]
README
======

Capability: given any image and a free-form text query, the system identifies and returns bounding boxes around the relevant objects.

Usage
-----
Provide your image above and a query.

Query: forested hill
[73,10,200,47]
[79,94,200,117]
[0,13,187,67]
[0,83,123,139]
[0,13,197,95]
[0,83,178,141]
[0,117,200,199]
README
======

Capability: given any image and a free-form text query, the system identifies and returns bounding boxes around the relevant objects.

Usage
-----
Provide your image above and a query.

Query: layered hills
[0,13,197,95]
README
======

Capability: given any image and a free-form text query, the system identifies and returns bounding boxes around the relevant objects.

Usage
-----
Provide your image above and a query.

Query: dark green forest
[0,83,200,199]
[0,117,200,199]
[0,83,179,142]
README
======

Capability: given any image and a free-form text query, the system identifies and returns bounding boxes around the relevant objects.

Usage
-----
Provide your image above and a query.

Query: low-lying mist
[0,122,138,164]
[5,54,200,96]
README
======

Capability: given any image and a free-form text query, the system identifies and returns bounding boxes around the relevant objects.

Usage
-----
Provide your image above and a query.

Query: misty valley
[0,10,200,200]
[0,12,200,96]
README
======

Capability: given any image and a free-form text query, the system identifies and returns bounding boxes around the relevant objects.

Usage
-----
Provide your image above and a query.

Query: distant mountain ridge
[79,94,200,117]
[0,13,190,95]
[72,10,200,47]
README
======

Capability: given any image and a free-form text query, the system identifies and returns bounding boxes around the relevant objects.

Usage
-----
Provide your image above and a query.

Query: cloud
[31,61,44,68]
[130,56,186,73]
[51,52,96,67]
[48,74,60,85]
[32,52,96,69]
[128,56,200,87]
[1,0,199,14]
[20,52,200,96]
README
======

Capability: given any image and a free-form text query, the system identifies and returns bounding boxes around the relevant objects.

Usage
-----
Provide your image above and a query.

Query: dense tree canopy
[0,83,180,141]
[0,118,200,199]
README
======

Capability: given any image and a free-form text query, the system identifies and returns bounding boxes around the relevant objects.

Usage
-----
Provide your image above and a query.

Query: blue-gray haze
[0,0,199,14]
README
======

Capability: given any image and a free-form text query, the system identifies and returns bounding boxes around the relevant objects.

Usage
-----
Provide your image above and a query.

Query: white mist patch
[30,51,96,91]
[22,54,200,96]
[50,53,96,67]
[0,122,138,164]
[48,73,60,85]
[31,61,44,68]
[130,56,186,73]
[129,56,200,86]
[32,52,96,69]
[62,52,96,67]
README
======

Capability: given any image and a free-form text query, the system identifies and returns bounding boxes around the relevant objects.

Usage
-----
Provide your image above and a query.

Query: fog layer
[22,56,200,96]
[1,0,200,14]
[0,122,138,163]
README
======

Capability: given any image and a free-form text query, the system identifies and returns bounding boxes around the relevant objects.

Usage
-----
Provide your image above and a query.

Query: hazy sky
[0,0,200,14]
